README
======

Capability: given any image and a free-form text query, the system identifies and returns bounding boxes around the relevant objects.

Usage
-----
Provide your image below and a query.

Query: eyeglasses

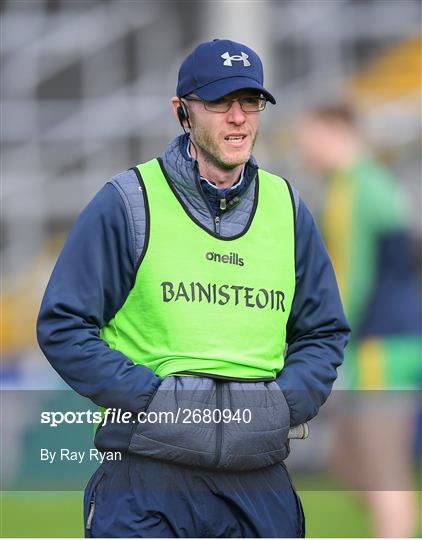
[184,95,267,113]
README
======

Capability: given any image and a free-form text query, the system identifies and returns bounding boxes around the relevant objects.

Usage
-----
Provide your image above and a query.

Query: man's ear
[171,96,189,128]
[171,97,181,122]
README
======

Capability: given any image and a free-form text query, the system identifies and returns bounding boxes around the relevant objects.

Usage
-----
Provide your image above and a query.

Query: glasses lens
[203,96,267,113]
[204,98,231,112]
[240,97,266,112]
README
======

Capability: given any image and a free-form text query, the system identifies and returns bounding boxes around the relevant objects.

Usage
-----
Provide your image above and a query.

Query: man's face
[179,89,262,170]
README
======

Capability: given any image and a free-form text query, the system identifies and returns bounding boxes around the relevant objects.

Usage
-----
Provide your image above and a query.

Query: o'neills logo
[206,251,244,266]
[161,281,285,311]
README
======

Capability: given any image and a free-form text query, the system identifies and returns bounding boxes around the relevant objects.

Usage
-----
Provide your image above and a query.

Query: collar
[160,134,258,217]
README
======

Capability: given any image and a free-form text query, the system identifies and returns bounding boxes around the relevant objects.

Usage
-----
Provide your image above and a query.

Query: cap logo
[221,51,251,67]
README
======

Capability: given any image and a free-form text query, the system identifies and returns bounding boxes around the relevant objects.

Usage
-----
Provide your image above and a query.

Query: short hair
[307,104,357,129]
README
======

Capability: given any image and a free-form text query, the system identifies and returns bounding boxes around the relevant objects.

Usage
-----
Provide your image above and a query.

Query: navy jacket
[37,134,350,428]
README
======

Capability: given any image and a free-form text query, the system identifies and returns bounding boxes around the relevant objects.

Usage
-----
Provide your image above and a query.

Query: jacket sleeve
[36,176,162,413]
[276,195,351,426]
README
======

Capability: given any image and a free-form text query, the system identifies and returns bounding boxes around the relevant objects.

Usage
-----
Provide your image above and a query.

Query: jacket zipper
[213,381,223,467]
[86,476,104,531]
[86,496,96,531]
[193,161,222,236]
[214,215,221,235]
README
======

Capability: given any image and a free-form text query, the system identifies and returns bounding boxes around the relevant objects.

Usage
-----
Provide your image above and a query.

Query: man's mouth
[224,135,247,147]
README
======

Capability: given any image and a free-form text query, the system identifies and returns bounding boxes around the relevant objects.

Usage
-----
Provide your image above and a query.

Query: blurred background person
[296,104,422,538]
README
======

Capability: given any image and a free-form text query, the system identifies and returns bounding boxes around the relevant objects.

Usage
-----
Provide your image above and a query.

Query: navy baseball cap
[176,38,276,104]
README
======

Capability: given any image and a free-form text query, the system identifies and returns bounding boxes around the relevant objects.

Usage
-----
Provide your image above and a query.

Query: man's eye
[208,98,228,106]
[242,97,260,105]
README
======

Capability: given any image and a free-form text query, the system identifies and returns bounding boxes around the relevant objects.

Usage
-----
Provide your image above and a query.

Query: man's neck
[189,140,244,189]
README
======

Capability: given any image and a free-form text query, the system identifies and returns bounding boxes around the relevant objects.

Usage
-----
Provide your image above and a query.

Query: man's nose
[226,101,247,124]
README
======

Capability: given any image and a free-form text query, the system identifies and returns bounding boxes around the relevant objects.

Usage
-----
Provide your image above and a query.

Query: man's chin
[219,161,244,171]
[220,152,250,170]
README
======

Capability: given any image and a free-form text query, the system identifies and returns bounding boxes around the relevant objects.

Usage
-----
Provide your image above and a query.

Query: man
[297,104,421,538]
[37,39,350,538]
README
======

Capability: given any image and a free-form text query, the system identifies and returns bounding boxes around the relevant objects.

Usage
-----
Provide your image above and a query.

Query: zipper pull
[86,497,96,530]
[220,198,227,211]
[214,215,220,234]
[86,475,104,531]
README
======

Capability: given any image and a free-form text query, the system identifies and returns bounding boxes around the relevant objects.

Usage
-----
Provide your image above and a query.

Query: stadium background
[1,0,421,537]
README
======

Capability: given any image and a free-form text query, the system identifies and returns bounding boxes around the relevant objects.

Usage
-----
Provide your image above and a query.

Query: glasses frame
[183,94,267,113]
